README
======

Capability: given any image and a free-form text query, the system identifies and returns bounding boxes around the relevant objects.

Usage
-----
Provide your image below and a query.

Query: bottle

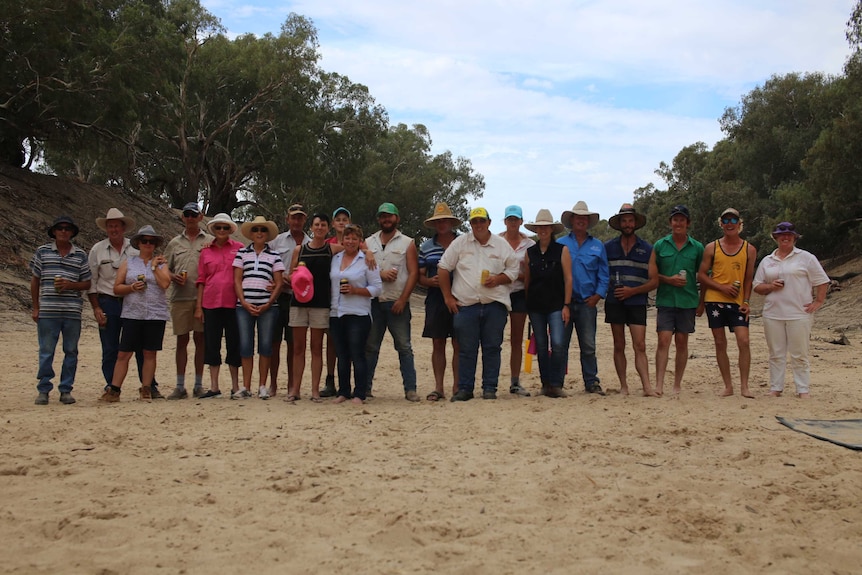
[614,271,621,286]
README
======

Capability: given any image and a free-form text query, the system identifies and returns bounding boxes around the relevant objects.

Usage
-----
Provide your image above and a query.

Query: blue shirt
[329,250,383,318]
[604,235,653,306]
[557,233,609,301]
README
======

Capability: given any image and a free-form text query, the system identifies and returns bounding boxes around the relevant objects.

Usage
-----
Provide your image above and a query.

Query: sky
[202,0,854,232]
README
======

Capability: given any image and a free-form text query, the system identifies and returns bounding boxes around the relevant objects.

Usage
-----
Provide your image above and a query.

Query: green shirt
[653,233,704,309]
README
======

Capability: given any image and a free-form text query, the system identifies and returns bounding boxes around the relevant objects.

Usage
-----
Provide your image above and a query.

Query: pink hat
[292,264,314,303]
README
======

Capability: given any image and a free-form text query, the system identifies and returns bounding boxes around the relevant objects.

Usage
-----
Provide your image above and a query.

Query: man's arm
[392,242,419,314]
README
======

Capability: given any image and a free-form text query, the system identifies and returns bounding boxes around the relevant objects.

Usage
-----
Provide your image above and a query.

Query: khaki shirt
[164,229,212,302]
[88,237,138,296]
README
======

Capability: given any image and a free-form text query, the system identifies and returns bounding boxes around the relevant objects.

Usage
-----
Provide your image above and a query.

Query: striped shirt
[30,242,92,319]
[604,235,653,306]
[233,245,284,306]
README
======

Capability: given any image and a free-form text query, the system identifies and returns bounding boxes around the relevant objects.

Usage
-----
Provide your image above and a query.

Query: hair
[311,213,330,225]
[716,215,744,233]
[343,224,363,239]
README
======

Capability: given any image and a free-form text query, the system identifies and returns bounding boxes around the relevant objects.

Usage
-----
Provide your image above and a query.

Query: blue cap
[332,206,351,219]
[504,205,523,219]
[182,202,201,214]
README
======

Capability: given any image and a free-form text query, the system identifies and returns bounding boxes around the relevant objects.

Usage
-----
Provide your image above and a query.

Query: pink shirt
[197,239,245,309]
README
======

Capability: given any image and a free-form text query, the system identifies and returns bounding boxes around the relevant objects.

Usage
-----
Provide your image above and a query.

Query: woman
[234,216,284,400]
[500,205,535,396]
[288,213,344,402]
[195,213,244,399]
[753,222,830,398]
[418,202,460,401]
[523,209,571,398]
[329,224,382,404]
[99,225,171,402]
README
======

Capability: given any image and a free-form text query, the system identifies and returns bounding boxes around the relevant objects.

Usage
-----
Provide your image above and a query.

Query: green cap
[377,202,399,217]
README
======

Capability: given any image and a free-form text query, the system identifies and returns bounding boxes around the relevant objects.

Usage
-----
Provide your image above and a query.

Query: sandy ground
[2,294,861,575]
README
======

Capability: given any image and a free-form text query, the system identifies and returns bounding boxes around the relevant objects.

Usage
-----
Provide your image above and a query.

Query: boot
[320,375,336,398]
[139,386,152,400]
[100,387,121,402]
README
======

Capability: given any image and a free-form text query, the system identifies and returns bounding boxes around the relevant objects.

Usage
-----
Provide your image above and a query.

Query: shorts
[509,289,527,314]
[604,302,647,326]
[705,302,749,331]
[289,306,330,330]
[170,300,203,335]
[119,319,166,352]
[656,307,696,334]
[272,293,294,344]
[422,292,454,339]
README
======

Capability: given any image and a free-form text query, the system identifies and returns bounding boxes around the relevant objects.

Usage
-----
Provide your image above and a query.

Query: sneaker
[192,386,205,398]
[258,386,270,400]
[231,388,251,400]
[100,388,121,402]
[35,392,49,405]
[405,390,420,402]
[150,386,165,400]
[585,383,606,396]
[482,390,497,400]
[139,386,152,400]
[167,387,188,400]
[198,389,221,399]
[450,390,473,402]
[320,375,336,398]
[59,392,76,404]
[510,384,531,397]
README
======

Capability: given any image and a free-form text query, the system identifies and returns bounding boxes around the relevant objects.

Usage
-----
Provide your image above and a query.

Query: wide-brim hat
[130,225,164,249]
[561,201,599,229]
[524,209,565,235]
[240,216,279,240]
[424,202,461,228]
[96,208,135,232]
[47,215,80,239]
[608,203,646,231]
[771,221,802,239]
[206,213,238,235]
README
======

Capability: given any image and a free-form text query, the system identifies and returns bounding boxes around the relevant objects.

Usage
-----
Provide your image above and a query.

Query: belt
[98,294,123,301]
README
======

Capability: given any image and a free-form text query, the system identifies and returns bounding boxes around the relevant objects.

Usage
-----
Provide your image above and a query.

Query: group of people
[30,198,830,405]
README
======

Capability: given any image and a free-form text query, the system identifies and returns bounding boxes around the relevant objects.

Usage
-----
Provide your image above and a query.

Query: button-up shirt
[164,229,212,302]
[438,232,519,310]
[88,237,137,296]
[557,233,609,302]
[329,250,383,317]
[654,233,704,309]
[197,239,245,309]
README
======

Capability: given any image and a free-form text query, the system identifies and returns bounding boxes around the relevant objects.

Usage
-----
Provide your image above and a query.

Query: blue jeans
[98,295,158,389]
[365,299,416,393]
[452,302,508,393]
[528,309,567,388]
[236,305,278,357]
[37,317,82,393]
[330,315,372,400]
[564,302,599,388]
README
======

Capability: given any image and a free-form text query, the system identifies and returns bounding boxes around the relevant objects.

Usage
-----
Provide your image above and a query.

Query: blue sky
[202,0,853,231]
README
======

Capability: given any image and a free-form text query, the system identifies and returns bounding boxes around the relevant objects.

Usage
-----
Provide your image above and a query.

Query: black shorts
[509,289,527,314]
[656,307,696,334]
[422,292,454,339]
[705,302,749,331]
[119,319,166,352]
[604,302,647,326]
[272,293,294,344]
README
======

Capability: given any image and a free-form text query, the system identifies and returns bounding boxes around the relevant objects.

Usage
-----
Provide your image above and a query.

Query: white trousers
[762,316,812,394]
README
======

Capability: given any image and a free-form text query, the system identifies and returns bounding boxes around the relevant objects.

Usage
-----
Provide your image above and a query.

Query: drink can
[480,269,490,285]
[678,270,687,279]
[137,274,146,289]
[180,269,188,280]
[54,275,62,292]
[732,280,741,289]
[340,278,349,293]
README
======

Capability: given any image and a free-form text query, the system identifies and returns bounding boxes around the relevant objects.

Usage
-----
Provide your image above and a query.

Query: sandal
[310,396,323,403]
[426,391,445,402]
[284,395,299,403]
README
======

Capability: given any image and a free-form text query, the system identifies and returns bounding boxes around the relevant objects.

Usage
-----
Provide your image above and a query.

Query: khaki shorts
[171,300,204,335]
[289,306,330,330]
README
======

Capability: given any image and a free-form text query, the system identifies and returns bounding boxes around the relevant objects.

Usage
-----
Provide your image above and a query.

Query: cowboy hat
[130,225,164,249]
[424,202,461,228]
[524,209,565,235]
[96,208,135,232]
[608,203,646,231]
[240,216,279,240]
[206,213,238,234]
[561,201,599,229]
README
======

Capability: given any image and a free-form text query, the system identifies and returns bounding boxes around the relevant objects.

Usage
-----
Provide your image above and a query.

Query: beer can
[678,270,687,279]
[54,275,62,292]
[480,269,490,285]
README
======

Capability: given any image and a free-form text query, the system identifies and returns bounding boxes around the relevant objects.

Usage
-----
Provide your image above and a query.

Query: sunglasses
[138,238,158,245]
[721,216,739,224]
[250,226,268,233]
[54,225,74,232]
[182,211,199,218]
[775,223,796,233]
[212,225,231,231]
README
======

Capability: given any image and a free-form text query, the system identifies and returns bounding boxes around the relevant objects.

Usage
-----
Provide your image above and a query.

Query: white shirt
[753,247,830,320]
[438,232,519,310]
[88,237,138,296]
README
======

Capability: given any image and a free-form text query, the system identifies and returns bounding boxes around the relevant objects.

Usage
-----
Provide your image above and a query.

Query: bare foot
[333,396,347,404]
[654,386,663,397]
[797,392,810,399]
[620,385,630,396]
[268,386,277,397]
[741,387,755,399]
[351,397,364,405]
[642,387,659,398]
[672,385,681,395]
[767,390,782,397]
[720,388,734,397]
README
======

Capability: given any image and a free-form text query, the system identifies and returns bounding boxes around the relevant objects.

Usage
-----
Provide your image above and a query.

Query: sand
[2,295,860,575]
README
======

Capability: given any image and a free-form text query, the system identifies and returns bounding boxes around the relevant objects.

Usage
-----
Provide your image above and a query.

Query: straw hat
[524,209,565,235]
[240,216,279,240]
[561,201,599,229]
[424,202,461,228]
[96,208,135,232]
[608,203,646,231]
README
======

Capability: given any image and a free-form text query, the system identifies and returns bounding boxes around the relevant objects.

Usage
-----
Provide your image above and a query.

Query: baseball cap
[332,206,351,219]
[377,202,399,217]
[669,205,690,220]
[469,207,490,221]
[287,204,307,217]
[182,202,201,215]
[720,207,740,218]
[504,205,523,219]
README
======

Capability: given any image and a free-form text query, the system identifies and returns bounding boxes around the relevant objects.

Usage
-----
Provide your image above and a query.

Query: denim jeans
[37,317,81,393]
[98,295,158,390]
[330,315,372,400]
[528,309,567,388]
[236,305,278,357]
[564,302,599,388]
[452,302,508,393]
[365,299,416,393]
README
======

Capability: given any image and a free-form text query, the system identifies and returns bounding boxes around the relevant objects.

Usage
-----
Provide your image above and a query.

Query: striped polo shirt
[233,245,285,306]
[30,241,92,319]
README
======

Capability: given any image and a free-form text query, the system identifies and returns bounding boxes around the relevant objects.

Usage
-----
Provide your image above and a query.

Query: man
[163,202,212,399]
[557,201,609,395]
[439,207,519,402]
[31,216,92,405]
[653,205,704,396]
[697,207,756,398]
[88,208,162,397]
[604,204,658,397]
[364,202,420,401]
[268,203,309,397]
